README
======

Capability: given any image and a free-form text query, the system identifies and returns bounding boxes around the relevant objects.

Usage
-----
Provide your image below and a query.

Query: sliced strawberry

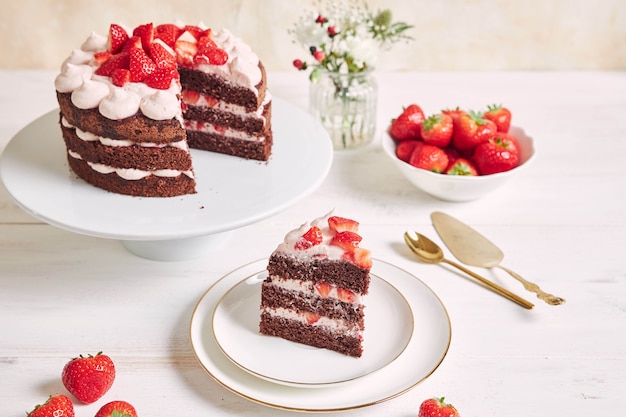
[121,36,142,52]
[330,231,362,252]
[132,23,155,50]
[175,32,198,66]
[294,226,323,250]
[183,25,206,39]
[107,24,129,54]
[337,288,357,303]
[129,47,156,82]
[144,67,177,90]
[94,52,130,76]
[343,247,373,269]
[111,68,131,87]
[315,282,332,298]
[304,311,320,324]
[197,34,217,51]
[328,216,359,233]
[155,24,183,48]
[93,51,112,66]
[149,40,176,69]
[194,47,229,66]
[182,89,201,105]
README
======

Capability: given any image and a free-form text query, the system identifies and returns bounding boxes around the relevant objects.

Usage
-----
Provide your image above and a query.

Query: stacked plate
[189,258,452,411]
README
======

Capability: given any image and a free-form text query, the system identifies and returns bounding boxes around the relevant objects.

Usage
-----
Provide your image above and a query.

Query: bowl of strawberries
[382,103,535,202]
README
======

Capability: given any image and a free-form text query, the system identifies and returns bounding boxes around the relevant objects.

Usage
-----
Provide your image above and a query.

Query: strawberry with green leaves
[61,352,116,404]
[473,133,521,174]
[484,104,512,133]
[421,113,453,147]
[445,157,478,176]
[408,143,449,173]
[94,401,138,417]
[418,397,460,417]
[452,110,497,151]
[389,104,425,140]
[27,395,74,417]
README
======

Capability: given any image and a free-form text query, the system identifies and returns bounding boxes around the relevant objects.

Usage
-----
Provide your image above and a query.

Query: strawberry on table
[484,103,512,133]
[389,104,425,140]
[418,397,459,417]
[421,113,454,147]
[94,400,138,417]
[452,110,497,151]
[473,133,521,174]
[27,395,74,417]
[408,143,449,173]
[61,352,115,404]
[445,157,478,176]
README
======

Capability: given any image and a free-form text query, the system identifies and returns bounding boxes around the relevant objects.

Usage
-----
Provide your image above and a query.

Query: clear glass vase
[309,69,378,150]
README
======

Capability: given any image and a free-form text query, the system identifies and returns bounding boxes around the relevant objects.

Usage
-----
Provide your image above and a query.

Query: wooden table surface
[1,69,625,416]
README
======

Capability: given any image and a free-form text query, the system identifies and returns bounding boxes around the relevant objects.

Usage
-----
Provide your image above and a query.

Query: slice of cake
[260,211,372,358]
[54,22,272,198]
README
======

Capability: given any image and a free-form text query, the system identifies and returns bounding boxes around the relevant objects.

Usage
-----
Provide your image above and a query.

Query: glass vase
[309,69,378,150]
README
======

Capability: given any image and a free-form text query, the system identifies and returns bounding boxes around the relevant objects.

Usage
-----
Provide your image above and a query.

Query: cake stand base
[122,232,231,261]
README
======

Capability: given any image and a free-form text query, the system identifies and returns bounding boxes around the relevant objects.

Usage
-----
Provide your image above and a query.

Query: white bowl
[382,126,536,202]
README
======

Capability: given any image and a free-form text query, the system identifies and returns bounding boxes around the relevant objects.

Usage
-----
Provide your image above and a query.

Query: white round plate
[0,97,332,242]
[212,271,413,387]
[190,258,451,412]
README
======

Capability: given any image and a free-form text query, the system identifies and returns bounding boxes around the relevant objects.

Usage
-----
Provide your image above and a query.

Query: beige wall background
[1,0,625,71]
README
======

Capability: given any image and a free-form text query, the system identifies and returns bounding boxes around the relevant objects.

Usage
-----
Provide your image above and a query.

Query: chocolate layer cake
[260,212,372,358]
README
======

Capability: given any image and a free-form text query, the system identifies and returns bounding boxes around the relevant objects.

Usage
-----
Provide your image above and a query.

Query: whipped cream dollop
[275,210,346,260]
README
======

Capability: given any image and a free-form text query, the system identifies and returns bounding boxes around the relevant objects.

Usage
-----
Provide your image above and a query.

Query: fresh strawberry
[343,247,372,269]
[418,397,459,417]
[183,25,207,39]
[27,395,74,417]
[197,34,217,51]
[445,157,478,176]
[473,134,521,174]
[149,40,176,69]
[175,32,198,66]
[330,231,362,251]
[132,22,155,50]
[129,47,156,82]
[182,89,201,105]
[111,68,131,87]
[94,401,137,417]
[442,107,465,122]
[408,143,449,173]
[304,312,320,324]
[337,288,357,303]
[155,24,183,48]
[421,113,453,147]
[294,226,323,250]
[107,24,129,54]
[315,282,332,297]
[144,67,177,90]
[61,352,115,404]
[484,103,512,133]
[389,104,425,140]
[452,110,497,151]
[94,52,130,77]
[121,36,143,52]
[194,47,229,66]
[328,216,359,233]
[395,140,422,163]
[93,51,112,66]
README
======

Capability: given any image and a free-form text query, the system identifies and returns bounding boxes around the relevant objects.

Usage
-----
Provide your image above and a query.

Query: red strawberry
[315,282,332,297]
[182,89,201,105]
[445,157,478,176]
[93,51,112,66]
[484,104,512,133]
[304,312,320,324]
[149,41,176,69]
[294,226,323,250]
[144,67,177,90]
[408,143,449,173]
[61,352,115,404]
[452,110,497,150]
[95,52,130,77]
[418,397,459,417]
[395,139,421,163]
[111,68,131,87]
[183,25,207,39]
[197,34,217,51]
[328,216,359,233]
[107,24,129,54]
[194,47,229,66]
[330,231,362,251]
[473,134,521,174]
[27,395,74,417]
[121,36,142,52]
[94,401,137,417]
[337,288,357,303]
[343,247,372,269]
[175,33,198,66]
[421,113,453,147]
[389,104,425,140]
[155,24,183,48]
[442,107,465,122]
[129,47,156,82]
[132,22,155,50]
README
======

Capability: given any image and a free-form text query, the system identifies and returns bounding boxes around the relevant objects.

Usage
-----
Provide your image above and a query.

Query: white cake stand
[0,97,333,261]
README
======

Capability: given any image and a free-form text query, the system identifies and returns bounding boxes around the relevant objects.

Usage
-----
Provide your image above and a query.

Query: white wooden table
[1,70,625,416]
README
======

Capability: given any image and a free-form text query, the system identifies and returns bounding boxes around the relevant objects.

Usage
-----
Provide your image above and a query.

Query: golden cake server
[431,211,565,306]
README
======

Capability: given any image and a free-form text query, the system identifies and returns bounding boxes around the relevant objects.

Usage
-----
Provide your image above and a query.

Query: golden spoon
[404,231,534,309]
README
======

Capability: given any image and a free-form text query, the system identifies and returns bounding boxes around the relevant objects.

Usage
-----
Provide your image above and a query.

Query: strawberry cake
[260,211,372,358]
[54,22,272,197]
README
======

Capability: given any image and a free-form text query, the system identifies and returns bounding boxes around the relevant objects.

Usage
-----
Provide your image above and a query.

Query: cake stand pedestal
[122,232,231,261]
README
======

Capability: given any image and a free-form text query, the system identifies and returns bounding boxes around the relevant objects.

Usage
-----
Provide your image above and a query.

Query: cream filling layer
[267,275,363,305]
[184,120,265,142]
[261,306,362,337]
